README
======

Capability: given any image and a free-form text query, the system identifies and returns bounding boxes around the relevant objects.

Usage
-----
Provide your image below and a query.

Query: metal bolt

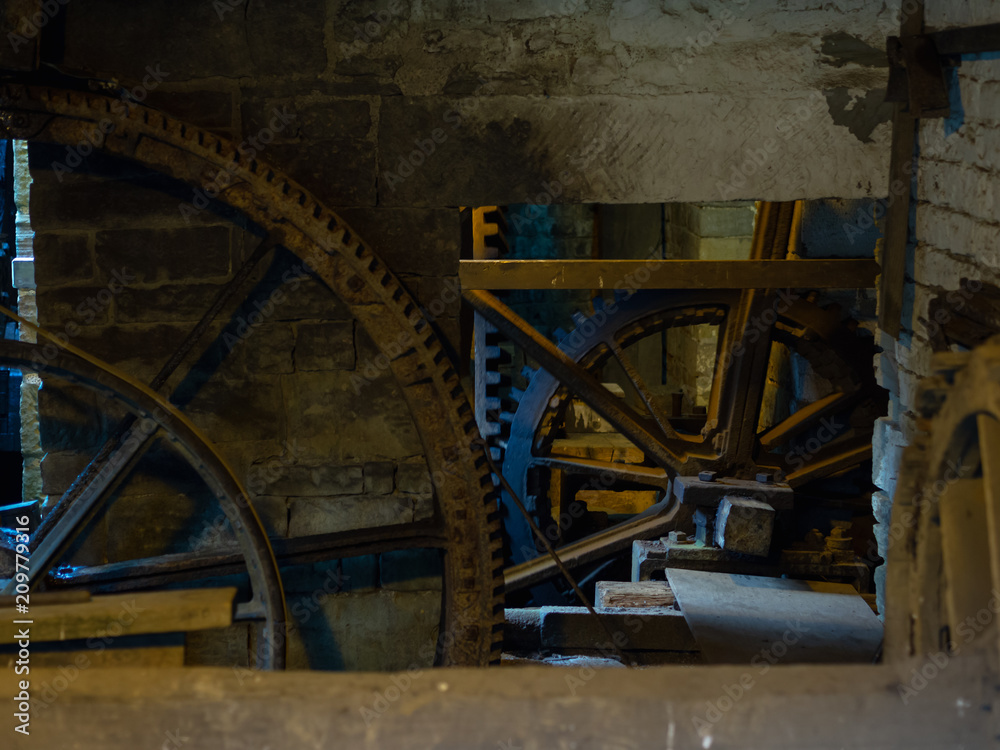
[755,472,774,484]
[698,470,717,482]
[667,530,691,544]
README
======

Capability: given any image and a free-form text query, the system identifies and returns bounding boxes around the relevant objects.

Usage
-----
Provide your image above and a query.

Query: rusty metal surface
[885,34,950,118]
[633,538,871,589]
[504,500,680,593]
[48,522,447,593]
[932,22,1000,55]
[0,84,503,666]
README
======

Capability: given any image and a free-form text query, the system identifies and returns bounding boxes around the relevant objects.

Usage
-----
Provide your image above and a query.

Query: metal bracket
[886,22,1000,119]
[885,34,950,118]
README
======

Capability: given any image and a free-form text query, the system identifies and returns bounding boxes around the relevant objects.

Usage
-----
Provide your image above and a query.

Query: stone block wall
[873,5,1000,615]
[664,202,755,410]
[44,0,896,207]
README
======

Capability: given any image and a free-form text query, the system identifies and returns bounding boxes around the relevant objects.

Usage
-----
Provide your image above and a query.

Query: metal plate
[666,569,882,664]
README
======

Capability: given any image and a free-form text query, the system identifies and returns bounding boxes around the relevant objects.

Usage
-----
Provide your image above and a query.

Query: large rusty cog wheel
[0,84,504,667]
[884,341,1000,664]
[498,288,886,573]
[0,335,288,667]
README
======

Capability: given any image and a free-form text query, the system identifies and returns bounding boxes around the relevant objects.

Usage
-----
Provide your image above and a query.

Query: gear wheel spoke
[495,287,884,583]
[0,84,504,666]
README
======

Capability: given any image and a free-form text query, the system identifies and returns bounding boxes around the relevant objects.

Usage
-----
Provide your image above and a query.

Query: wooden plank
[0,655,993,749]
[551,434,645,464]
[4,640,186,669]
[0,588,236,643]
[666,569,883,664]
[0,591,91,608]
[576,489,658,514]
[460,259,879,290]
[596,581,676,610]
[878,0,923,337]
[877,106,917,338]
[932,22,1000,56]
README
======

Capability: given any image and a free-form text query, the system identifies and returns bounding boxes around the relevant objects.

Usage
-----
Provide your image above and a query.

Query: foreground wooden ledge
[459,259,880,290]
[2,648,994,748]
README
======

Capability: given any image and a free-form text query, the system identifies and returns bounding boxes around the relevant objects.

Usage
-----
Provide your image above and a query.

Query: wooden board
[877,0,923,337]
[596,581,676,610]
[666,569,882,664]
[3,638,185,669]
[577,489,658,515]
[0,587,236,643]
[460,259,879,290]
[551,434,645,464]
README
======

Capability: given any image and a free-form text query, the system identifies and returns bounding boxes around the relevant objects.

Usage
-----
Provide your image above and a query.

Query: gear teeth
[554,327,569,343]
[480,420,502,437]
[499,411,515,424]
[572,310,588,328]
[510,387,525,403]
[42,98,508,668]
[521,365,535,381]
[592,295,605,313]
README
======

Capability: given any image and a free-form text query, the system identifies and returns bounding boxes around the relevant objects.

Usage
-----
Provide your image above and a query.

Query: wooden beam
[0,588,236,643]
[878,106,917,338]
[878,0,923,338]
[0,654,992,749]
[459,259,879,290]
[596,580,677,610]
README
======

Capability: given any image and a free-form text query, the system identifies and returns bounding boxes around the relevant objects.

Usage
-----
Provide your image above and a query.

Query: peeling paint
[824,87,893,144]
[821,31,888,69]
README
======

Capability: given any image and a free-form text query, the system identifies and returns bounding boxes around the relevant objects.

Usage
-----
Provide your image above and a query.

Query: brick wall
[873,5,1000,616]
[665,203,755,410]
[45,0,896,207]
